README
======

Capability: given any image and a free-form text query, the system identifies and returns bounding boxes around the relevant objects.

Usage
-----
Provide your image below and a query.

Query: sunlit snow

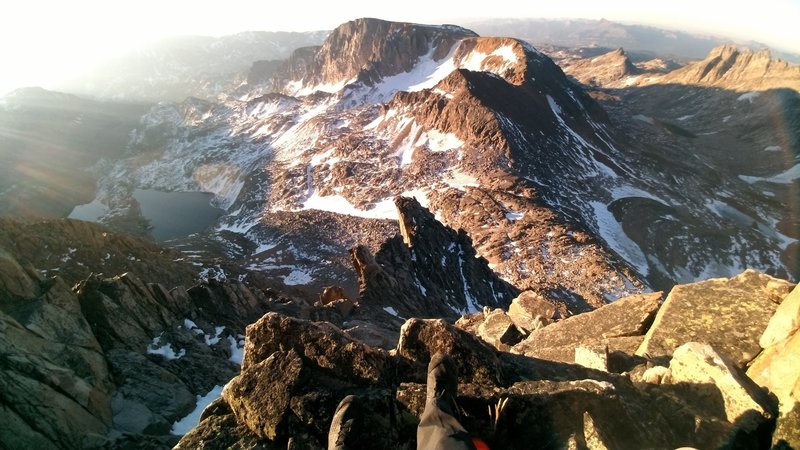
[589,201,649,276]
[737,91,761,103]
[147,335,185,360]
[283,268,313,285]
[170,385,224,435]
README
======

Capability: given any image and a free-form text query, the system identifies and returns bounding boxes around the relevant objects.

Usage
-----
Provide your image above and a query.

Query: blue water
[132,189,223,241]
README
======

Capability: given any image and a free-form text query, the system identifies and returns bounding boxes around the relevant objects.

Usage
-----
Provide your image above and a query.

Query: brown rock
[243,312,392,385]
[507,291,566,331]
[512,292,661,363]
[668,342,777,434]
[747,321,800,448]
[0,250,37,298]
[759,283,800,348]
[636,270,794,366]
[396,318,503,386]
[223,350,306,440]
[476,308,525,350]
[319,285,348,305]
[575,344,609,372]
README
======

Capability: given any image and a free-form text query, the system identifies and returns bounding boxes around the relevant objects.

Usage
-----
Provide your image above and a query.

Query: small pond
[132,189,223,241]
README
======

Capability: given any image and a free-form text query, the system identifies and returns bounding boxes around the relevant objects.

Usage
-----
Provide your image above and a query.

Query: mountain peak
[660,44,799,91]
[280,18,477,94]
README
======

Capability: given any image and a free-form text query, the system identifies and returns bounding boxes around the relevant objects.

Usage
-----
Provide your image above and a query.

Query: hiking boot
[328,395,363,450]
[418,352,477,449]
[426,351,459,415]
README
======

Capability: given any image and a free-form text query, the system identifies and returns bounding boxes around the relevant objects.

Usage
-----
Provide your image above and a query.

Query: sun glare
[1,0,798,94]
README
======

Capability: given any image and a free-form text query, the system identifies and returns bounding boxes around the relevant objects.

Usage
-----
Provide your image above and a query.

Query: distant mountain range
[56,30,329,102]
[45,18,799,104]
[466,18,800,63]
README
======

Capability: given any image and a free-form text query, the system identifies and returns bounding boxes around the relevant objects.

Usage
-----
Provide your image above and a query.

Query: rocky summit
[172,269,800,449]
[1,15,799,450]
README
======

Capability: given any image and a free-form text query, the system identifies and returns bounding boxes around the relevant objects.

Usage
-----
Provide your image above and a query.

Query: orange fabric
[472,437,490,450]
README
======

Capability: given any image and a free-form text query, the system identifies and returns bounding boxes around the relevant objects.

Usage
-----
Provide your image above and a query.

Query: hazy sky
[2,0,799,94]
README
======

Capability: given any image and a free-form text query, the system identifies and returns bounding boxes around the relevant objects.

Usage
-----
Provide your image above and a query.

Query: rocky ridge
[2,204,799,448]
[76,18,798,315]
[656,45,800,92]
[0,243,275,448]
[176,269,800,449]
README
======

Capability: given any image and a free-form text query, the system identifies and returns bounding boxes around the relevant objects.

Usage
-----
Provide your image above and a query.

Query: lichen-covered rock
[242,312,393,385]
[512,292,661,365]
[747,290,800,450]
[507,291,567,331]
[759,283,800,348]
[668,342,777,435]
[636,270,794,366]
[0,256,113,449]
[477,308,525,349]
[224,350,306,439]
[397,317,504,386]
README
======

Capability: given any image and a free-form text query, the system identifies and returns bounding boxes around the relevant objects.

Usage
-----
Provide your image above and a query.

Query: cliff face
[278,18,476,92]
[659,45,800,91]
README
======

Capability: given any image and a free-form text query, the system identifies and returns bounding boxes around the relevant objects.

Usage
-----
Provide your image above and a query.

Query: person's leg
[417,352,477,450]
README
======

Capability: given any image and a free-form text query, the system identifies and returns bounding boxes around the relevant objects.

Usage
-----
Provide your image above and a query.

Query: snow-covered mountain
[70,18,798,312]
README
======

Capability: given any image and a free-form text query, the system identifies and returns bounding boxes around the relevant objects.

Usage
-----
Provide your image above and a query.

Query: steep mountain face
[353,197,518,318]
[75,18,799,308]
[86,18,655,311]
[555,47,640,87]
[0,88,149,218]
[656,45,800,91]
[556,44,800,284]
[278,18,477,93]
[57,31,329,102]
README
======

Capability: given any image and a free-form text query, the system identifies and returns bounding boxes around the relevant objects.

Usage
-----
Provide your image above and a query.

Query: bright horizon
[2,0,799,95]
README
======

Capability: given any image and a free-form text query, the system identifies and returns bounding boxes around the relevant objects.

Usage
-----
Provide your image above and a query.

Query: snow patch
[505,211,525,221]
[383,306,400,317]
[302,192,397,219]
[739,164,800,184]
[227,335,244,365]
[204,326,225,346]
[170,385,225,435]
[737,91,761,103]
[444,170,479,190]
[589,201,649,276]
[283,268,313,285]
[147,335,185,360]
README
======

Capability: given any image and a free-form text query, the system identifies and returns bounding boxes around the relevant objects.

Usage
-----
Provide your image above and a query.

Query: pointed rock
[353,196,518,319]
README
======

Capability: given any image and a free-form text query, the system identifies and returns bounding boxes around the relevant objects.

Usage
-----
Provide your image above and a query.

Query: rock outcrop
[0,217,198,288]
[352,196,518,319]
[560,47,640,87]
[0,248,275,448]
[176,268,796,449]
[636,269,794,366]
[511,292,661,367]
[747,283,800,447]
[657,44,800,92]
[0,252,113,449]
